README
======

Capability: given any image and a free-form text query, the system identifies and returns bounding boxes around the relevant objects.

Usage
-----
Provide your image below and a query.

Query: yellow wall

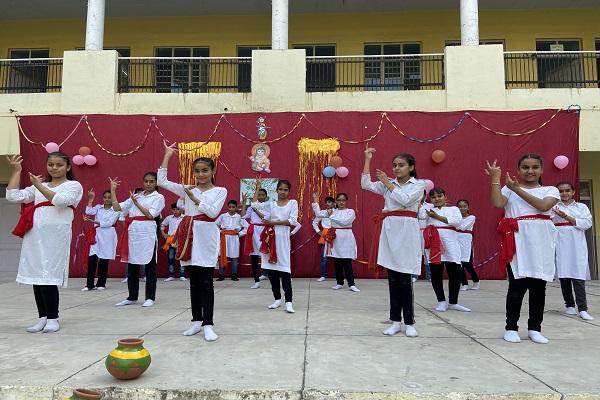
[580,152,600,277]
[1,8,599,58]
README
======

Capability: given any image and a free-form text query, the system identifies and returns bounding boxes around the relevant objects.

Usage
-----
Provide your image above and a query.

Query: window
[363,43,421,91]
[535,40,582,88]
[237,46,270,93]
[445,39,505,48]
[294,44,336,92]
[7,49,50,93]
[154,47,209,93]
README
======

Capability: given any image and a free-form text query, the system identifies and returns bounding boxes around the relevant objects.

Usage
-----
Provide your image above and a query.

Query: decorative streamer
[297,138,340,219]
[177,142,221,185]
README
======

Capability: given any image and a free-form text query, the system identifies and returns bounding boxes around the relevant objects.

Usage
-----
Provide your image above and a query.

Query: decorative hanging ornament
[553,155,569,170]
[323,166,336,178]
[79,146,92,156]
[330,155,343,168]
[431,150,446,164]
[424,179,435,192]
[256,116,268,140]
[335,166,349,178]
[83,155,97,166]
[45,142,59,153]
[73,155,85,165]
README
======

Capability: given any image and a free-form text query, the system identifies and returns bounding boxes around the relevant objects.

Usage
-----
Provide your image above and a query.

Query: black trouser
[251,255,261,282]
[127,256,157,301]
[187,266,215,326]
[33,285,59,319]
[86,255,109,289]
[268,270,292,302]
[388,269,415,325]
[334,258,355,286]
[430,262,461,304]
[560,278,588,312]
[460,261,479,285]
[505,265,546,332]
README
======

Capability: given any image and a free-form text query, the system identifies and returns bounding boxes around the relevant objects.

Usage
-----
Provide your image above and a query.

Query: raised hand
[163,140,178,157]
[375,169,389,184]
[364,147,376,160]
[505,172,520,191]
[108,177,120,191]
[6,155,23,171]
[182,184,200,205]
[312,192,319,203]
[87,188,95,201]
[484,160,502,183]
[28,172,44,186]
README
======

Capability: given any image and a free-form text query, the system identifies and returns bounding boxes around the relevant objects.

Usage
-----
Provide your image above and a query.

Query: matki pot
[69,388,102,399]
[105,338,151,380]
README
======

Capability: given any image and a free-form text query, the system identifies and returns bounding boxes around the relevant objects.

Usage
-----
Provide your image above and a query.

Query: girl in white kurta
[6,152,83,333]
[420,188,471,313]
[456,199,480,291]
[361,149,424,338]
[215,201,249,281]
[83,189,120,291]
[242,190,270,288]
[312,192,359,292]
[251,179,298,314]
[486,155,559,344]
[111,172,165,309]
[158,143,227,341]
[552,181,594,321]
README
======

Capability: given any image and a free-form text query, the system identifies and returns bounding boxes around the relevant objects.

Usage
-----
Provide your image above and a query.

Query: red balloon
[79,146,92,156]
[330,155,343,168]
[431,150,446,164]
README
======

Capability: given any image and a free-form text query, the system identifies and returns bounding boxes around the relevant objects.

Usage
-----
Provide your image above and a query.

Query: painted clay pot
[105,338,151,380]
[69,388,102,399]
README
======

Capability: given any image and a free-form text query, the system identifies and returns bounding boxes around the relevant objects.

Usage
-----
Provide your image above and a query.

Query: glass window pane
[364,45,381,56]
[192,48,209,57]
[402,43,421,54]
[383,45,401,55]
[10,50,30,59]
[315,46,335,57]
[155,48,172,57]
[30,50,49,58]
[174,48,191,57]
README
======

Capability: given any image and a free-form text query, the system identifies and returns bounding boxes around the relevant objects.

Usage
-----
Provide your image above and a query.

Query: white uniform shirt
[419,206,463,264]
[215,212,249,258]
[361,174,425,274]
[501,185,560,282]
[312,211,332,233]
[251,199,299,273]
[312,204,357,259]
[552,201,592,280]
[243,205,270,255]
[157,168,227,268]
[457,215,476,263]
[161,214,183,236]
[7,180,83,287]
[119,190,165,265]
[86,204,120,260]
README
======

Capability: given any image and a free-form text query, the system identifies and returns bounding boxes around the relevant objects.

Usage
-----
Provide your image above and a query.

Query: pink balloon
[424,179,434,192]
[83,155,97,166]
[335,166,349,178]
[72,155,85,165]
[553,155,569,170]
[45,142,59,153]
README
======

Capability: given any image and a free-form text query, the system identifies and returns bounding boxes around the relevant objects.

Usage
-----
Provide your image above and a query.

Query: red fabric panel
[17,110,579,279]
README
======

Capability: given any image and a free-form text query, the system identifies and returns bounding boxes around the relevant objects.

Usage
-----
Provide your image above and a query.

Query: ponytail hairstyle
[143,171,159,192]
[517,153,544,185]
[392,153,417,178]
[193,157,216,183]
[277,179,292,191]
[46,152,75,181]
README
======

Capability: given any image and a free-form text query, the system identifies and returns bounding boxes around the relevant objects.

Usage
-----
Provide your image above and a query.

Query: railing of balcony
[505,51,600,89]
[118,57,252,93]
[0,58,63,93]
[305,54,445,92]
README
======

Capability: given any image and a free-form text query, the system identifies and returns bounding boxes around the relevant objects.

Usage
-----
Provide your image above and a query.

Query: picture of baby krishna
[249,144,271,173]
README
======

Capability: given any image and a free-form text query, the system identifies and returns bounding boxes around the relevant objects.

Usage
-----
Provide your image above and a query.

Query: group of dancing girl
[5,142,594,343]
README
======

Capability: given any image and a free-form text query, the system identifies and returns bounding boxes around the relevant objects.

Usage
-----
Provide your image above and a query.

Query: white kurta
[85,204,120,260]
[216,212,249,258]
[251,199,298,273]
[161,214,183,236]
[312,203,357,259]
[157,167,227,268]
[361,174,425,275]
[457,215,476,263]
[119,191,165,265]
[312,212,332,233]
[552,201,592,280]
[419,206,463,264]
[502,185,560,282]
[7,181,83,287]
[243,206,270,255]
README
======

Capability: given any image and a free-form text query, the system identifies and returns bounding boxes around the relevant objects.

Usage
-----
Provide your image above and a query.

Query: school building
[0,0,599,279]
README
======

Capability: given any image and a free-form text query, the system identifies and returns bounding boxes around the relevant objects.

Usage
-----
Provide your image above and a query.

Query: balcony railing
[118,57,252,93]
[305,54,445,92]
[0,58,63,93]
[505,51,600,89]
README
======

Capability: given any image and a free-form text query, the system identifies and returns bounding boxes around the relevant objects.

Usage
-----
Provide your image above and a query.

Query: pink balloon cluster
[73,146,97,166]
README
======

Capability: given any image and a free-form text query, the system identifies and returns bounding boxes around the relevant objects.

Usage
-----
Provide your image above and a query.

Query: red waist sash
[554,222,573,227]
[498,214,551,264]
[422,225,457,264]
[12,201,75,238]
[175,214,217,262]
[323,227,352,255]
[369,210,417,270]
[119,216,150,262]
[260,226,277,264]
[243,223,265,255]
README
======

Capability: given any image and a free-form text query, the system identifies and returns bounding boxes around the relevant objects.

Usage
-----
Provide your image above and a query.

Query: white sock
[183,322,203,336]
[471,282,480,290]
[250,282,260,289]
[142,299,154,307]
[460,285,469,291]
[435,301,448,312]
[580,311,594,321]
[26,317,47,333]
[43,319,60,333]
[349,285,360,292]
[528,330,549,344]
[268,299,282,309]
[565,307,577,315]
[331,284,343,290]
[448,303,471,312]
[203,325,218,341]
[405,324,418,337]
[285,302,295,313]
[503,330,521,343]
[382,322,402,336]
[115,299,136,307]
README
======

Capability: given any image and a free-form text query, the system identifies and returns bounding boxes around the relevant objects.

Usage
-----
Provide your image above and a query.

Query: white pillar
[271,0,288,50]
[460,0,479,46]
[85,0,105,51]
